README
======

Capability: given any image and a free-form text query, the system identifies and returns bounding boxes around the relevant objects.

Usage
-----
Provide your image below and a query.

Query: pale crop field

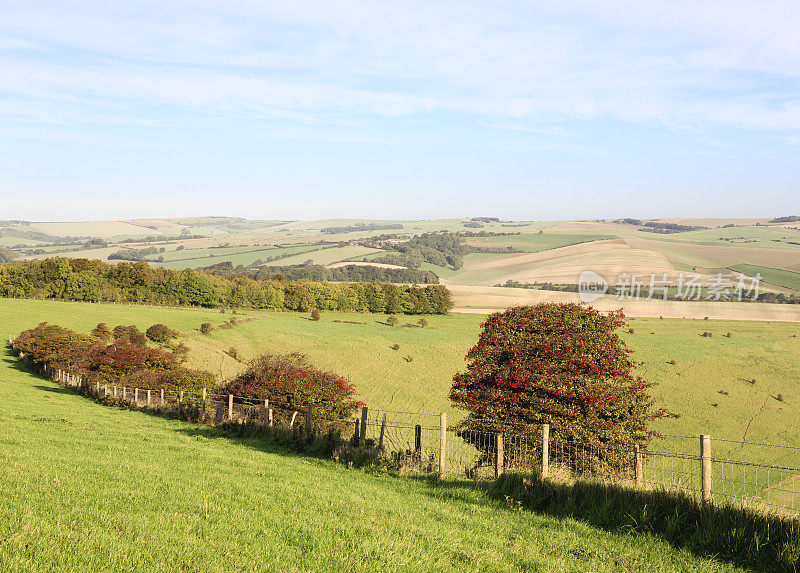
[30,220,165,238]
[447,285,800,321]
[443,240,684,287]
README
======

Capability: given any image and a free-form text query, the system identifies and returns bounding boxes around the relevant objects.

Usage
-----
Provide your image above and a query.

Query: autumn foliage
[450,303,668,450]
[14,322,210,392]
[223,353,363,424]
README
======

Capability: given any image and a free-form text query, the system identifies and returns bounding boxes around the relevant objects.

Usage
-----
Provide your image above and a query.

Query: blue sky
[1,1,799,221]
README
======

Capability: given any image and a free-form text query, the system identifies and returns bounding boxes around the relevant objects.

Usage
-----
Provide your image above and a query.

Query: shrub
[628,328,635,334]
[199,323,212,335]
[386,315,399,327]
[146,323,178,344]
[390,344,400,351]
[310,309,321,321]
[450,304,669,468]
[172,342,189,363]
[702,331,713,337]
[417,318,428,328]
[667,359,677,365]
[112,325,147,345]
[226,347,241,361]
[725,332,733,338]
[403,355,413,362]
[777,393,785,402]
[91,323,112,343]
[222,353,363,432]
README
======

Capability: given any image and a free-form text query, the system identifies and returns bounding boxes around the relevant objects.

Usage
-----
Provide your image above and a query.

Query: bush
[386,315,399,327]
[390,344,400,351]
[226,347,241,361]
[450,304,669,467]
[222,353,363,433]
[91,323,112,343]
[112,325,147,345]
[146,323,178,344]
[310,309,321,321]
[417,318,428,328]
[199,323,212,335]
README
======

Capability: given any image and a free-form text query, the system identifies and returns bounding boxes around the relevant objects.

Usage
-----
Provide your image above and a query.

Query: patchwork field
[443,240,692,287]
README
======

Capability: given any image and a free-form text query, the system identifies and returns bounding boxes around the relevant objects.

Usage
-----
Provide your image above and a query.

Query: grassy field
[3,298,798,470]
[154,244,322,269]
[465,232,616,253]
[730,264,800,292]
[0,318,743,571]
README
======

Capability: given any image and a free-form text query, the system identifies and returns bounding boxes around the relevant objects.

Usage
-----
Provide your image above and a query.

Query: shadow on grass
[414,472,800,572]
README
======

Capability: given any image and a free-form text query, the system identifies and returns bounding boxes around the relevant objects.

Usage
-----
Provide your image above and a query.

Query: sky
[1,0,799,222]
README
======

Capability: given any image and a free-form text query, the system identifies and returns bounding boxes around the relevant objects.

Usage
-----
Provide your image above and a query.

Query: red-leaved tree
[223,353,363,433]
[450,304,669,458]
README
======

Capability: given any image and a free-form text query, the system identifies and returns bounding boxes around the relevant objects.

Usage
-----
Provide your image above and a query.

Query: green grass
[639,226,800,250]
[4,298,800,479]
[466,233,616,253]
[730,264,800,292]
[262,245,383,267]
[154,244,321,269]
[3,298,800,469]
[0,344,742,570]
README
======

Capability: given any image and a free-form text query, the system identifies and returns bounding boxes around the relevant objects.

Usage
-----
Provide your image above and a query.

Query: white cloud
[1,0,799,139]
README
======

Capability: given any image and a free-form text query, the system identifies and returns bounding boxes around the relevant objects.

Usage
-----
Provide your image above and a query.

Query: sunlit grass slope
[3,298,800,467]
[0,320,741,571]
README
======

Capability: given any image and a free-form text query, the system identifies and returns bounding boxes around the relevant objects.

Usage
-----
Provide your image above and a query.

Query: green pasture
[0,346,742,571]
[730,264,800,292]
[153,244,322,269]
[3,297,800,471]
[262,245,384,267]
[639,226,800,250]
[467,233,616,253]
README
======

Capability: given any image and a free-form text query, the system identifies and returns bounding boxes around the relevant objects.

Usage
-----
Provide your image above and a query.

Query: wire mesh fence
[10,335,800,518]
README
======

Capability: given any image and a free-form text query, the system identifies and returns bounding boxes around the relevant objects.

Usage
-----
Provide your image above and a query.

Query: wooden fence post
[359,407,368,447]
[634,445,643,486]
[701,434,712,504]
[306,403,313,440]
[122,386,127,402]
[228,394,234,421]
[147,389,152,406]
[161,389,165,406]
[290,411,298,428]
[541,424,550,478]
[414,424,422,459]
[378,413,387,450]
[202,388,207,422]
[439,413,447,480]
[268,408,274,427]
[134,388,139,404]
[495,432,504,479]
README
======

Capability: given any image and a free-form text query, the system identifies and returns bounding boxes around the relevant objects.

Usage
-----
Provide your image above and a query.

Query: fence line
[8,335,800,517]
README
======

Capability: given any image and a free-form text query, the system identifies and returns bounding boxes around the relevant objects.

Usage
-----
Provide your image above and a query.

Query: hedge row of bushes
[13,322,361,428]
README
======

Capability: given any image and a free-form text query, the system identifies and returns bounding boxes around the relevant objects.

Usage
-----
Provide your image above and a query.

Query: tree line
[0,257,453,314]
[199,261,440,284]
